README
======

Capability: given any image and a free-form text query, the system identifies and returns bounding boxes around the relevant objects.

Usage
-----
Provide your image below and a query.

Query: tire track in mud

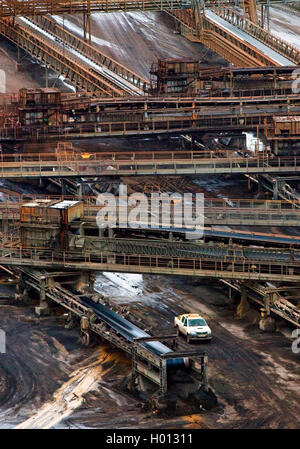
[14,346,130,429]
[110,275,300,429]
[167,280,300,428]
[0,306,84,427]
[204,324,300,428]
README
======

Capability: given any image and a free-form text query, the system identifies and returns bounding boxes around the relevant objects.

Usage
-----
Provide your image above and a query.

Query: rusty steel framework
[0,0,297,92]
[0,18,133,97]
[15,255,300,329]
[1,193,300,227]
[0,0,188,17]
[0,245,299,282]
[0,114,295,140]
[169,1,300,67]
[215,7,299,64]
[0,0,297,99]
[243,0,259,24]
[242,281,300,328]
[0,0,292,17]
[222,278,300,328]
[0,151,300,178]
[1,91,300,141]
[16,267,208,395]
[26,15,150,93]
[150,62,296,96]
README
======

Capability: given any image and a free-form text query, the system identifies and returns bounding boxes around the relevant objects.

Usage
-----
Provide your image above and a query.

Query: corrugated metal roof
[50,200,81,210]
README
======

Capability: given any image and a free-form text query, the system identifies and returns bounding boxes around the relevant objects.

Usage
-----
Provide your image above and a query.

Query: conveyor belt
[202,229,300,246]
[90,237,300,262]
[114,226,300,246]
[77,295,184,366]
[206,10,296,66]
[19,17,145,96]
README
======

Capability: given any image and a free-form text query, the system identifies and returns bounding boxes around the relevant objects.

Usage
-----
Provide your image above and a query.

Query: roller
[79,295,189,368]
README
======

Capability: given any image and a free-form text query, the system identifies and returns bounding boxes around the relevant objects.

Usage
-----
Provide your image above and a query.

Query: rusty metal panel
[50,200,84,223]
[273,116,300,135]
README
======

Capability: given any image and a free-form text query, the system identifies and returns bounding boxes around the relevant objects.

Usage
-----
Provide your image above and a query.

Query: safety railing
[0,246,299,281]
[0,0,188,17]
[214,7,300,64]
[29,15,150,92]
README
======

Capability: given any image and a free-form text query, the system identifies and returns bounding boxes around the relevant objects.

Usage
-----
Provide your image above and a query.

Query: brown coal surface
[0,300,97,428]
[0,45,39,92]
[62,11,225,80]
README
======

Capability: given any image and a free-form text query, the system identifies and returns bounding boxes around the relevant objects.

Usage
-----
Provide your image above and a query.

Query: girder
[0,0,187,17]
[1,92,300,141]
[28,15,149,94]
[214,7,299,65]
[1,193,300,227]
[169,3,299,67]
[0,151,299,178]
[0,246,299,282]
[0,18,128,96]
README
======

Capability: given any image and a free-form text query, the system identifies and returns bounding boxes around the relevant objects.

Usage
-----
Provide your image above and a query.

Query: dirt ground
[2,273,298,429]
[268,5,300,49]
[0,44,39,93]
[56,11,226,80]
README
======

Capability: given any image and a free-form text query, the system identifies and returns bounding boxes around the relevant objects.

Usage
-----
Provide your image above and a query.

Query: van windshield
[188,318,207,327]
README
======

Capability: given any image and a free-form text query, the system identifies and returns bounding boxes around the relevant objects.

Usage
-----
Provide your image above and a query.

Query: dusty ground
[0,44,39,93]
[55,11,225,80]
[0,296,86,428]
[268,5,300,49]
[64,273,300,429]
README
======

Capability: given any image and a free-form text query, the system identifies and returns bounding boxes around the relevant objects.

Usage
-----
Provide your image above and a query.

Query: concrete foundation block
[35,303,50,316]
[259,316,276,332]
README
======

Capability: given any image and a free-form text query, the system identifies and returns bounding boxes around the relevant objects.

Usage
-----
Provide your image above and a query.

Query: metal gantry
[0,151,299,178]
[1,92,300,141]
[0,0,189,17]
[0,18,130,97]
[0,243,300,282]
[2,194,300,231]
[169,0,299,66]
[15,266,208,395]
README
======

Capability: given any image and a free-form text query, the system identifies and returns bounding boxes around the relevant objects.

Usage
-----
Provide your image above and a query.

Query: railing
[214,7,300,64]
[0,193,300,226]
[0,152,299,178]
[0,0,189,16]
[0,116,287,140]
[0,18,126,97]
[0,246,299,282]
[1,191,300,210]
[29,15,150,93]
